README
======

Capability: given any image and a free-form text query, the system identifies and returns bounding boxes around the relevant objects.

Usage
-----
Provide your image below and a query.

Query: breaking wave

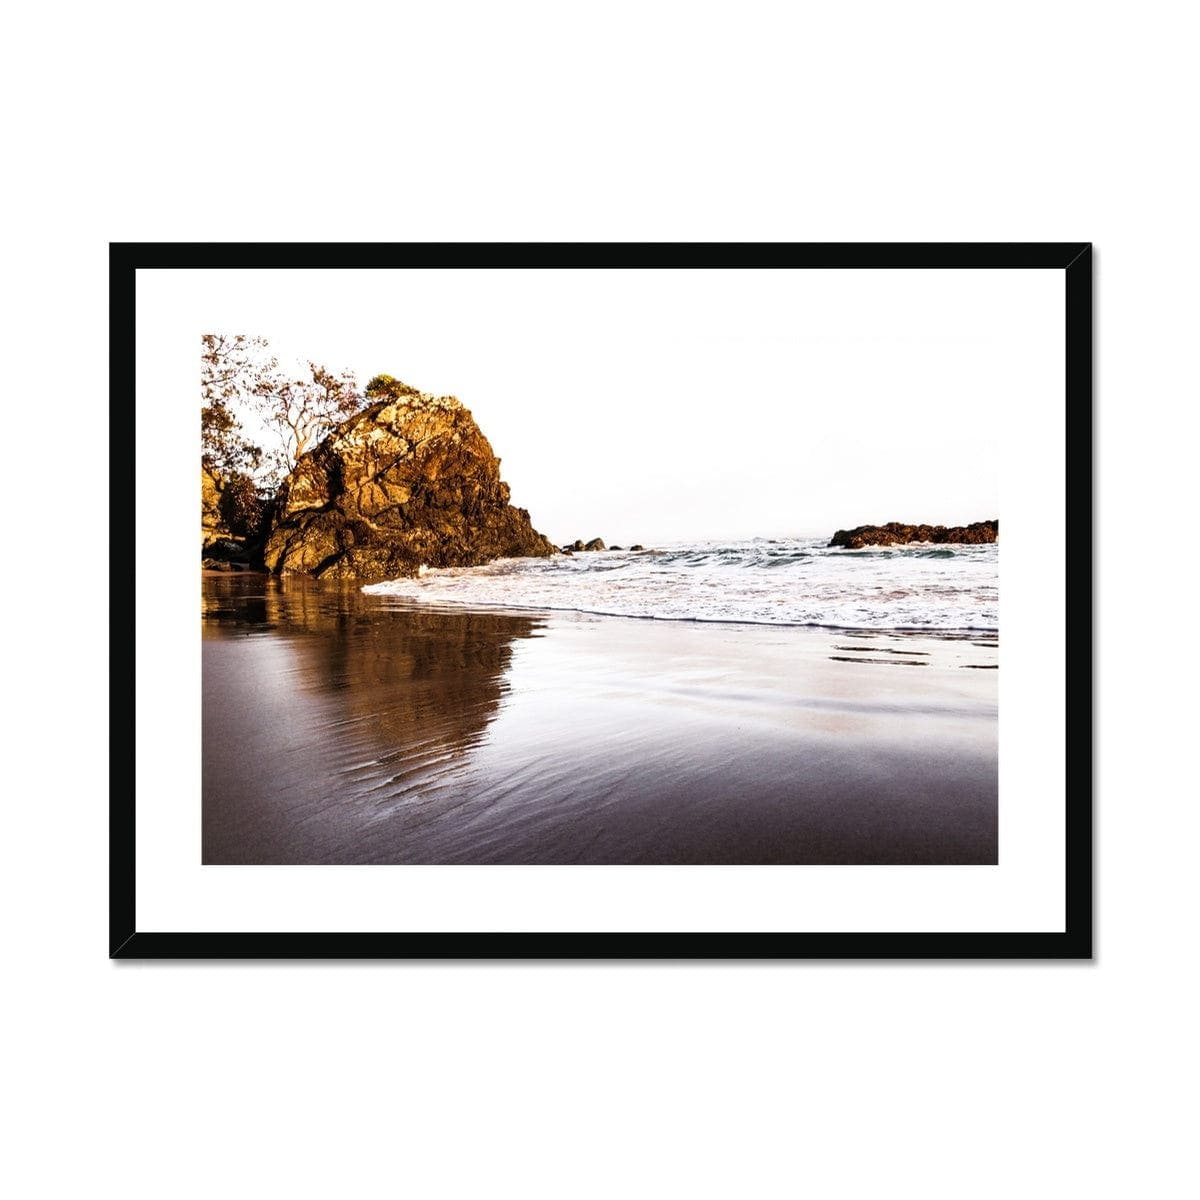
[363,537,999,631]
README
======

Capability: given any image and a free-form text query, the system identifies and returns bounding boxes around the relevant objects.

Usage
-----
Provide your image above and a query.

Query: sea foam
[363,537,999,632]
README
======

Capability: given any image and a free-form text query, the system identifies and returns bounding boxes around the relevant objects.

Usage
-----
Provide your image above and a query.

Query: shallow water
[203,574,997,865]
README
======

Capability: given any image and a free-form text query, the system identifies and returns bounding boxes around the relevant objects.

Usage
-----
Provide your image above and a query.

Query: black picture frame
[110,242,1092,960]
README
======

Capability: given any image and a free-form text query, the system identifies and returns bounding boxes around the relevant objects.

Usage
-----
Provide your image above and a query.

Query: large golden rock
[263,393,555,580]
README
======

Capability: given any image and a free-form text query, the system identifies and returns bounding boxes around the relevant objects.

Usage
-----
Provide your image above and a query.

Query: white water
[363,537,999,631]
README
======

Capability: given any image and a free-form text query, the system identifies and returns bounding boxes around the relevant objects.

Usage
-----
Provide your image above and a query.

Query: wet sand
[202,574,998,865]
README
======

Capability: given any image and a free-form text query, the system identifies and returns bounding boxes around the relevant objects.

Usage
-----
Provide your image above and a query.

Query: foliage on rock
[365,374,422,401]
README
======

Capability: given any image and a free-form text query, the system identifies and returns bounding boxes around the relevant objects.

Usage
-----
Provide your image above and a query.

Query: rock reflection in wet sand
[202,574,543,863]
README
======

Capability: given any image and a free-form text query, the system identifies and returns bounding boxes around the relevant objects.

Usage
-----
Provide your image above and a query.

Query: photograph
[199,259,1004,868]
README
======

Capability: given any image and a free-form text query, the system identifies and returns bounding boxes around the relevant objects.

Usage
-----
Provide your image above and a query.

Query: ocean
[363,537,999,632]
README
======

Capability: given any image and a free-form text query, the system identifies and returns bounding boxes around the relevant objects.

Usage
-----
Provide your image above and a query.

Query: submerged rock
[828,520,998,550]
[263,392,555,581]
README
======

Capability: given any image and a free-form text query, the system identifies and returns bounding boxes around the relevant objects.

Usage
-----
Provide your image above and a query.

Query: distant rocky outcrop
[829,520,998,549]
[561,538,607,552]
[262,391,555,581]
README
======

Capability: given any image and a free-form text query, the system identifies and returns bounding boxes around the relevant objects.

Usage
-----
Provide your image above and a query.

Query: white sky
[182,267,1060,545]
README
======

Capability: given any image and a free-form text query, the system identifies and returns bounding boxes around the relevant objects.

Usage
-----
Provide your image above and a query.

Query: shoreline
[369,593,1001,637]
[207,567,1000,637]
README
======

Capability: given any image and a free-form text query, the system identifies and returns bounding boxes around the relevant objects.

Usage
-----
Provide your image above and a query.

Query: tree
[201,334,273,544]
[217,473,268,540]
[201,333,365,496]
[250,362,363,487]
[200,333,268,477]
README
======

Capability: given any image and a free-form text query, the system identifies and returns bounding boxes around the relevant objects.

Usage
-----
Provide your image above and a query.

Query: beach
[203,572,997,865]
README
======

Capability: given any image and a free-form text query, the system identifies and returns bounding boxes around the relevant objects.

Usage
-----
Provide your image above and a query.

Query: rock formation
[201,466,227,549]
[262,390,555,581]
[201,466,256,570]
[828,520,998,549]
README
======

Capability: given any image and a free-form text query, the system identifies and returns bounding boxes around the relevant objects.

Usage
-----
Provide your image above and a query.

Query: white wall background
[3,3,1195,1199]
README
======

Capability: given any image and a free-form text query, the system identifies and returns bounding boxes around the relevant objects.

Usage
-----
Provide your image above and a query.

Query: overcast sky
[180,267,1059,545]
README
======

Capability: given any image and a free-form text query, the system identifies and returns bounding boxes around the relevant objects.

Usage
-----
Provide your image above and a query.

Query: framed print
[110,242,1092,958]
